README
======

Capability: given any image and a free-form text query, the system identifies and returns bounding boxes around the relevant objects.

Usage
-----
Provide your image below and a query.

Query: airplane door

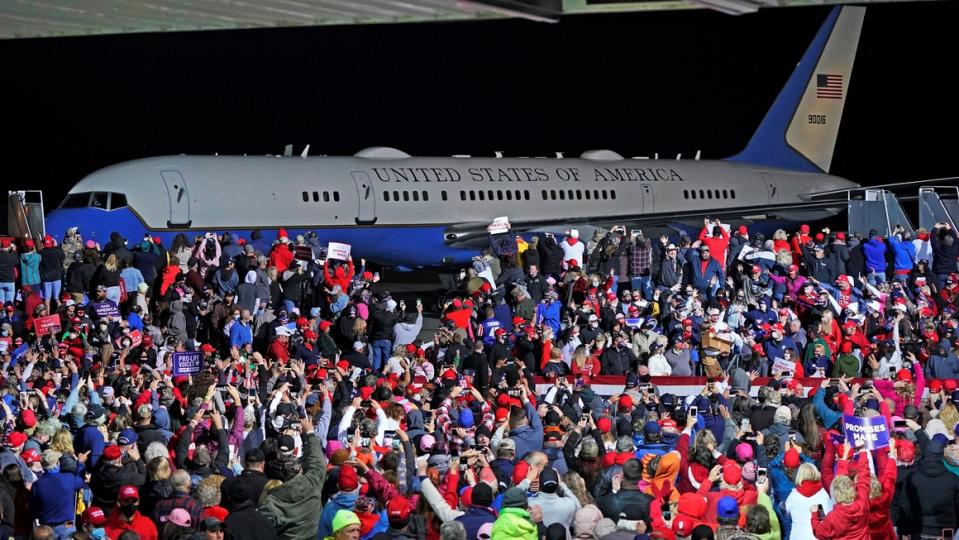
[642,185,653,213]
[761,173,781,203]
[351,171,377,225]
[160,170,191,227]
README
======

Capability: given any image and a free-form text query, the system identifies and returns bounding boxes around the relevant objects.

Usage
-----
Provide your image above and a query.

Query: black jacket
[221,469,268,511]
[596,486,652,524]
[0,251,17,283]
[369,306,400,342]
[903,433,959,535]
[39,247,65,282]
[538,236,564,275]
[90,458,147,509]
[133,423,167,455]
[600,346,636,376]
[461,352,490,390]
[225,500,278,540]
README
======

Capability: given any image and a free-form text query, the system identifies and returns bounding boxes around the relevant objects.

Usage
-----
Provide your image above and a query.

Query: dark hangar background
[2,2,957,211]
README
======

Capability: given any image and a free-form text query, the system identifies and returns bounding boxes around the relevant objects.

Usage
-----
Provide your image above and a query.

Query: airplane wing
[442,197,850,248]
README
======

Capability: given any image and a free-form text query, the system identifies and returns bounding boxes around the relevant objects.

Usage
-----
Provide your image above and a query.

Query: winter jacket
[29,470,85,525]
[862,238,887,274]
[225,499,278,540]
[0,250,19,283]
[529,490,580,533]
[491,507,537,540]
[867,451,898,540]
[507,402,544,460]
[90,458,147,510]
[104,510,158,540]
[684,250,725,293]
[38,246,64,283]
[260,433,327,540]
[455,506,498,540]
[596,486,652,525]
[318,492,358,539]
[930,228,959,275]
[785,483,832,540]
[902,432,959,536]
[19,251,40,286]
[810,454,870,540]
[887,235,916,273]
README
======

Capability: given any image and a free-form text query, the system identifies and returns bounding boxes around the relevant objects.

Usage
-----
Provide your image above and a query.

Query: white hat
[867,301,881,312]
[276,326,293,337]
[587,314,598,322]
[570,229,579,239]
[353,341,365,351]
[892,304,907,312]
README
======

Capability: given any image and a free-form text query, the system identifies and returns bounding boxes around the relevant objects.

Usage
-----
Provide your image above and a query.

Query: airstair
[846,188,913,237]
[7,191,45,240]
[918,186,958,231]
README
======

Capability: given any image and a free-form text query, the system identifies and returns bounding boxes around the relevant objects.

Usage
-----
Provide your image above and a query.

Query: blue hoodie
[887,234,916,272]
[863,237,888,273]
[318,491,358,538]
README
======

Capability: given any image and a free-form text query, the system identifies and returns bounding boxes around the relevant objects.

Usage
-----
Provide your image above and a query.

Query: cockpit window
[60,193,91,209]
[110,193,127,210]
[91,192,108,209]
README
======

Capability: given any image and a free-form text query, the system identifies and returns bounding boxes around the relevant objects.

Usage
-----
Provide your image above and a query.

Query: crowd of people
[0,216,956,540]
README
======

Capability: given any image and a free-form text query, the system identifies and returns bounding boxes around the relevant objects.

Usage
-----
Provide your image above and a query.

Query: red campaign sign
[116,329,143,349]
[35,314,61,336]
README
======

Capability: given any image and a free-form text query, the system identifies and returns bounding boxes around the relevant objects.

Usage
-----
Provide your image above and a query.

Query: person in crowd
[0,221,953,540]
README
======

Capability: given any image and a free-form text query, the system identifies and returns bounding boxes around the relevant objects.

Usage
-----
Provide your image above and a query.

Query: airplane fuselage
[43,152,857,267]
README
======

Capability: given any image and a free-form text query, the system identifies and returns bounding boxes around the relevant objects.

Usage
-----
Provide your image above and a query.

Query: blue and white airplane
[45,6,863,268]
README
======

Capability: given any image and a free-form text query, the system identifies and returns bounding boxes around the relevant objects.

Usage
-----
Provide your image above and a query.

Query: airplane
[44,6,864,269]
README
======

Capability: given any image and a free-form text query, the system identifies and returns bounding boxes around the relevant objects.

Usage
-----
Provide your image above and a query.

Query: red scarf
[796,479,822,497]
[567,237,579,246]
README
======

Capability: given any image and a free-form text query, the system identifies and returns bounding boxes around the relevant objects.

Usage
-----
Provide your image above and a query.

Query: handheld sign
[327,242,351,261]
[10,343,29,366]
[488,216,511,235]
[116,329,142,349]
[771,358,795,376]
[92,301,120,319]
[35,315,62,336]
[172,351,203,376]
[843,415,889,450]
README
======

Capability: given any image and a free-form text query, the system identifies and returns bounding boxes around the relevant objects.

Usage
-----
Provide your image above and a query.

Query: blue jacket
[685,250,725,293]
[30,470,85,525]
[887,235,916,272]
[74,424,106,467]
[19,252,41,286]
[229,320,253,348]
[318,491,358,538]
[507,402,544,460]
[455,506,498,540]
[812,388,842,429]
[535,301,562,335]
[862,237,888,273]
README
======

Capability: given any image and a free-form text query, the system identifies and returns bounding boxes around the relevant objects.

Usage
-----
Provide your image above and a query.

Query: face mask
[119,503,138,518]
[591,281,599,287]
[233,314,241,320]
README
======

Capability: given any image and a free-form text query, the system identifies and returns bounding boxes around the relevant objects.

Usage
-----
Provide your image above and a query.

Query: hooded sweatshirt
[491,507,538,540]
[902,434,959,535]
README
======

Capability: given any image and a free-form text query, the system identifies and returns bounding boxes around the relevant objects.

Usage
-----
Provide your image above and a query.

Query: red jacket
[811,453,870,540]
[323,259,354,292]
[699,226,731,268]
[269,243,294,273]
[867,451,897,540]
[697,478,758,528]
[105,510,158,540]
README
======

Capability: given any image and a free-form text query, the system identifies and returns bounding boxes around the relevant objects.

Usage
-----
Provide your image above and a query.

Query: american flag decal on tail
[816,73,843,99]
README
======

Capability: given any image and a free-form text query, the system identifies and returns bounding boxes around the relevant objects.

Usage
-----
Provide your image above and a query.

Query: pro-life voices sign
[843,414,890,450]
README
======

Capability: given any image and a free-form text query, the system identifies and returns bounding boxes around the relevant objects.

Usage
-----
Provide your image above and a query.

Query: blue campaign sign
[172,351,203,376]
[9,343,29,366]
[92,301,120,319]
[843,414,890,450]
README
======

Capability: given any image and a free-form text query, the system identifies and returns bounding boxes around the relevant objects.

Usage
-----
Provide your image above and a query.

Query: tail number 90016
[808,114,827,125]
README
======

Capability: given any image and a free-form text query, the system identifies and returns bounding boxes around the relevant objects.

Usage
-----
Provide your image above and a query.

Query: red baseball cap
[303,330,317,340]
[82,506,107,526]
[5,432,27,448]
[386,498,412,523]
[596,417,612,434]
[318,320,332,331]
[200,343,215,353]
[118,485,140,502]
[512,316,525,325]
[783,448,801,469]
[336,360,350,372]
[20,447,40,464]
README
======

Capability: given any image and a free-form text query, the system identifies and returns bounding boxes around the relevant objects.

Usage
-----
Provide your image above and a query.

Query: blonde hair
[571,345,589,368]
[50,430,74,454]
[104,254,119,272]
[795,462,821,485]
[773,229,788,241]
[260,479,284,506]
[831,475,855,505]
[563,471,594,507]
[938,403,959,429]
[147,457,171,481]
[352,318,367,336]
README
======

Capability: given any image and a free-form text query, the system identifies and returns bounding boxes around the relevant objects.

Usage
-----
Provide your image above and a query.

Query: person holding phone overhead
[810,445,871,540]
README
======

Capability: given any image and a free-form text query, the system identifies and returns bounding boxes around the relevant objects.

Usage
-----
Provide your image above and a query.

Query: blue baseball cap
[118,428,138,446]
[717,496,740,520]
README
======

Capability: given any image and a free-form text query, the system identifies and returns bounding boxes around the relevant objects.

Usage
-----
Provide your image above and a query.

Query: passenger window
[593,190,599,200]
[559,191,566,200]
[601,190,607,200]
[403,192,410,202]
[585,190,591,200]
[610,190,616,200]
[460,191,466,201]
[498,191,504,201]
[542,190,548,200]
[722,190,728,199]
[333,192,340,202]
[488,190,495,201]
[550,190,556,200]
[110,193,127,209]
[384,192,390,202]
[731,189,736,199]
[524,190,530,201]
[423,191,429,202]
[302,191,309,202]
[515,190,521,200]
[468,191,475,201]
[441,191,447,201]
[505,191,512,201]
[707,190,712,200]
[683,190,688,199]
[479,191,485,201]
[567,190,573,200]
[324,192,330,202]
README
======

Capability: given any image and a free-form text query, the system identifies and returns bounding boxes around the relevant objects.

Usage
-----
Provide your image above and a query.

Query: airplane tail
[727,6,865,174]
